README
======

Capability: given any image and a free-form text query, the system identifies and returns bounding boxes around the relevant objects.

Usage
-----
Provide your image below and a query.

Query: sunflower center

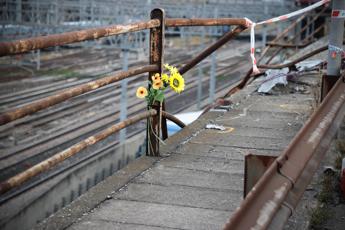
[173,79,179,87]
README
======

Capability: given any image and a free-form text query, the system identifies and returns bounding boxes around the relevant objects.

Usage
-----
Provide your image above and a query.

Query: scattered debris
[257,68,289,93]
[205,124,226,131]
[295,59,323,71]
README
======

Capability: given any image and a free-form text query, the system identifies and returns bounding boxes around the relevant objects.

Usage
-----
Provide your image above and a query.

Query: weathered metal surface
[0,109,157,195]
[244,154,277,198]
[165,18,247,27]
[265,42,311,48]
[147,8,165,157]
[224,77,345,230]
[161,111,186,129]
[321,74,339,100]
[0,20,160,56]
[178,25,246,75]
[0,65,158,126]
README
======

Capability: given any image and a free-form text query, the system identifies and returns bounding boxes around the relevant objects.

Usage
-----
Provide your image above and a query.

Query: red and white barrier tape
[246,0,330,74]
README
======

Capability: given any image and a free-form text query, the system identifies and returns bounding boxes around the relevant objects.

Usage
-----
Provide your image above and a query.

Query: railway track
[0,40,250,204]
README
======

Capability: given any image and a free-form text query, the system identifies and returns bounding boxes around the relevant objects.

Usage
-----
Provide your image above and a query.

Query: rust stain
[308,93,345,145]
[251,183,289,230]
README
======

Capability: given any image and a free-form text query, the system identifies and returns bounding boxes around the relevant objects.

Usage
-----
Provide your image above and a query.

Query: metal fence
[0,2,344,229]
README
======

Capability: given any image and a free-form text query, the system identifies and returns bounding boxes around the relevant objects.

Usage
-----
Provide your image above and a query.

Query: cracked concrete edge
[34,156,160,230]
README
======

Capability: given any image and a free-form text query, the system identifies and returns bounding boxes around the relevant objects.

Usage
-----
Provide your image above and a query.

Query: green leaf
[154,91,165,103]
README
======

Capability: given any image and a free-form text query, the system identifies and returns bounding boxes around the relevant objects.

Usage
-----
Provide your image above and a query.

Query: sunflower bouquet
[136,64,185,105]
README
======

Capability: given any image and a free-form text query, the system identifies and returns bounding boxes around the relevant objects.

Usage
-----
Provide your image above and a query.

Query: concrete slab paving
[159,153,244,174]
[173,143,280,158]
[69,220,179,230]
[190,133,291,151]
[80,200,231,230]
[55,57,321,230]
[114,183,242,211]
[133,166,243,191]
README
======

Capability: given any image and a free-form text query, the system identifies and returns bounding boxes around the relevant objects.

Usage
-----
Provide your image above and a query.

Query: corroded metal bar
[165,18,248,27]
[0,109,157,195]
[258,45,328,69]
[0,19,160,56]
[161,111,186,128]
[265,41,311,48]
[0,65,159,125]
[179,25,246,75]
[147,8,165,157]
[224,77,345,230]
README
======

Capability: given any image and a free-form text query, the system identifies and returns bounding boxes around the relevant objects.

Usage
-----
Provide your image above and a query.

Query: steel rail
[0,109,157,195]
[165,18,248,27]
[0,19,160,56]
[224,76,345,230]
[0,65,159,126]
[161,111,186,128]
[178,25,246,75]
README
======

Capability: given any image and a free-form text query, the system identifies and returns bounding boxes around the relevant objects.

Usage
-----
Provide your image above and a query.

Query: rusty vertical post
[322,0,345,100]
[147,8,165,156]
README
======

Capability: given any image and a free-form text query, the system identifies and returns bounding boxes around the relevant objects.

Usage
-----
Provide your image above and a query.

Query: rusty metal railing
[259,6,328,65]
[1,5,343,230]
[0,110,157,194]
[0,9,250,195]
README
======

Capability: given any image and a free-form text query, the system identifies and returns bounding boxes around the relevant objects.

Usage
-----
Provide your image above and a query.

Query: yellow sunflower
[136,86,148,98]
[164,64,178,75]
[151,73,161,82]
[152,80,163,90]
[169,72,184,93]
[161,73,169,83]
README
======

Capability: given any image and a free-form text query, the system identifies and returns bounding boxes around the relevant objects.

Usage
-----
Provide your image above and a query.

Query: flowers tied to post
[136,64,185,105]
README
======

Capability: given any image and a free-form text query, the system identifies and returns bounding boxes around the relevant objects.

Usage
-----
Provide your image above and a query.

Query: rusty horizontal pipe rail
[178,25,246,75]
[258,44,328,69]
[265,41,311,48]
[0,19,160,56]
[0,17,250,57]
[165,18,248,27]
[161,111,186,128]
[0,109,157,195]
[224,75,345,230]
[0,65,158,125]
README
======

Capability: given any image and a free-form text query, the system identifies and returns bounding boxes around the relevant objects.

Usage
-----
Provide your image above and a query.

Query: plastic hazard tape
[246,0,330,74]
[332,10,345,18]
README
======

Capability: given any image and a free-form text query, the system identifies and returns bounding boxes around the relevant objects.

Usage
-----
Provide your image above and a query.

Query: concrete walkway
[46,68,318,230]
[30,36,331,230]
